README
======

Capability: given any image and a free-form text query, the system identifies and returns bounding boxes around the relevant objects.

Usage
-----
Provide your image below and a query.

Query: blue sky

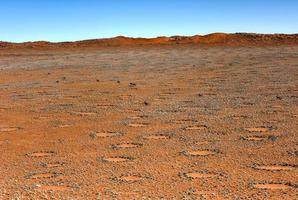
[1,0,298,42]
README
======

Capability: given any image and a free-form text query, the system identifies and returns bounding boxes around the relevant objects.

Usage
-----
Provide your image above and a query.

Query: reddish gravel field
[0,45,297,199]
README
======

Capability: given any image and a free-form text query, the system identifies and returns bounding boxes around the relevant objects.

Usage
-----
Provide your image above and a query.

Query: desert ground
[0,44,297,199]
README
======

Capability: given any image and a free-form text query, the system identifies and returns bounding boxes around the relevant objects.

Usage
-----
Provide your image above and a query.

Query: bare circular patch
[127,123,148,127]
[254,183,292,190]
[183,172,218,179]
[253,164,296,171]
[129,115,148,120]
[185,125,207,130]
[129,116,142,120]
[73,112,97,116]
[36,185,69,191]
[120,175,143,183]
[43,162,64,168]
[184,150,217,156]
[95,132,121,138]
[242,135,277,141]
[242,136,268,141]
[28,172,57,179]
[102,156,133,162]
[244,127,269,132]
[0,127,20,132]
[144,135,170,140]
[173,119,198,124]
[231,115,248,120]
[58,124,71,128]
[112,143,143,149]
[28,151,56,158]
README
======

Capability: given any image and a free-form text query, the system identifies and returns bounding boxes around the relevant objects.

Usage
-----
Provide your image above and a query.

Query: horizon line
[2,32,298,44]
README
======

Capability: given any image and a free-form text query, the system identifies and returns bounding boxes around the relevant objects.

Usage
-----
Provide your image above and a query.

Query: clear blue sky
[1,0,298,42]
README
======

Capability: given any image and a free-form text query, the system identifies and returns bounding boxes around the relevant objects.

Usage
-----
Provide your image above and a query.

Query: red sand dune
[1,33,298,49]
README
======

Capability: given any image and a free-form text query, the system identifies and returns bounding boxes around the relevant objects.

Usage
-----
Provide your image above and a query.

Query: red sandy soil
[0,37,297,199]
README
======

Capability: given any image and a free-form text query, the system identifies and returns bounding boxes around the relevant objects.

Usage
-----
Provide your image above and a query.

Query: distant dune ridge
[1,33,298,48]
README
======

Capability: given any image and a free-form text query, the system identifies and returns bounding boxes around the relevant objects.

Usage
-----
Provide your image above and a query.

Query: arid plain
[0,36,297,199]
